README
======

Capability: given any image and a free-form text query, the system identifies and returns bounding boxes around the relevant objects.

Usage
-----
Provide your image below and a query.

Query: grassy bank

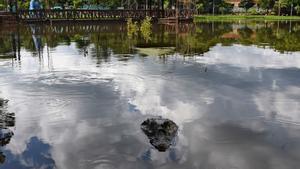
[194,15,300,22]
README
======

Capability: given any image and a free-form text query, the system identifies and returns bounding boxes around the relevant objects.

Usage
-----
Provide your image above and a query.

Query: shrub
[127,18,138,39]
[248,7,259,15]
[296,5,300,15]
[140,16,152,41]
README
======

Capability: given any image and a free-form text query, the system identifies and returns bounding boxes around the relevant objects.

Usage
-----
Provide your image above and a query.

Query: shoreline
[194,15,300,22]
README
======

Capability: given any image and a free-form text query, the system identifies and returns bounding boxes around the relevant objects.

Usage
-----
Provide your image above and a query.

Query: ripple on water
[83,156,118,169]
[19,71,112,85]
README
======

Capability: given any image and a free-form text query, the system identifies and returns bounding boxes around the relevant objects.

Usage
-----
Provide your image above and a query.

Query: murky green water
[0,21,300,169]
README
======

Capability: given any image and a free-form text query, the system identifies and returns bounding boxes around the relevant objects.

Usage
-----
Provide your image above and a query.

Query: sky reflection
[0,28,300,169]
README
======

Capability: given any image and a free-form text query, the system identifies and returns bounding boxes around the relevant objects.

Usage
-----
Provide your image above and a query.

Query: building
[225,0,241,7]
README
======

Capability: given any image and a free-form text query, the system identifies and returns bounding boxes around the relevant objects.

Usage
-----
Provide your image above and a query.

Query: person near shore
[29,0,42,10]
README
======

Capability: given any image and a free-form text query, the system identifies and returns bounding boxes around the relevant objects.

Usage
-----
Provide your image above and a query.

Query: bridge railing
[164,9,194,19]
[18,9,195,21]
[18,9,170,20]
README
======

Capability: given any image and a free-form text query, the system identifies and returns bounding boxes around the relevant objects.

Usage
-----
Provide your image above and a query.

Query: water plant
[140,16,152,42]
[127,18,138,39]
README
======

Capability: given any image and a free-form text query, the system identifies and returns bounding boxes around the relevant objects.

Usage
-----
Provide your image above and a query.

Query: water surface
[0,21,300,169]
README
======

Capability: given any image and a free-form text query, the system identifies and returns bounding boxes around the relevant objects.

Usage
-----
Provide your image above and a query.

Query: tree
[195,0,227,14]
[218,1,233,14]
[196,3,204,14]
[274,0,288,15]
[239,0,255,11]
[257,0,275,11]
[296,5,300,15]
[286,0,300,15]
[288,0,294,15]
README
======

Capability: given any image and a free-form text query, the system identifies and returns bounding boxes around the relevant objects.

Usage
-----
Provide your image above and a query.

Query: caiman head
[141,118,178,152]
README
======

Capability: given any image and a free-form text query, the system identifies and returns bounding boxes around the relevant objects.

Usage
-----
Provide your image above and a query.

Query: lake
[0,21,300,169]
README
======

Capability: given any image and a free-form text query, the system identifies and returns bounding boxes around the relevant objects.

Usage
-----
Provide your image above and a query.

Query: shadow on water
[141,117,178,152]
[0,98,15,165]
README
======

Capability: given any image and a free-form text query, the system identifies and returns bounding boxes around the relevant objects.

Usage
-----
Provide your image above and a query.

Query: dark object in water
[0,99,15,128]
[0,129,13,147]
[0,99,8,107]
[141,118,178,152]
[0,98,15,164]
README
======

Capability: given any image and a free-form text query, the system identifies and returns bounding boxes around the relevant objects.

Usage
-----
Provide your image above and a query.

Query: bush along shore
[194,15,300,22]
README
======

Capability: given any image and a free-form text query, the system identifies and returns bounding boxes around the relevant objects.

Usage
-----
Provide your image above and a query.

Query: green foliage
[296,5,300,14]
[164,0,169,9]
[127,17,153,42]
[0,0,6,10]
[1,21,300,58]
[196,3,204,14]
[73,0,83,8]
[0,0,298,16]
[274,0,288,15]
[0,37,13,54]
[248,7,259,14]
[257,0,275,10]
[219,1,233,14]
[140,16,152,42]
[194,15,300,21]
[287,0,300,15]
[18,0,30,9]
[194,0,233,14]
[239,0,256,11]
[10,0,122,10]
[127,18,138,39]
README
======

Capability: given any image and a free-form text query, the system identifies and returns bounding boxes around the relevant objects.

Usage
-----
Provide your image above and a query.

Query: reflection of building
[0,98,15,165]
[222,32,240,39]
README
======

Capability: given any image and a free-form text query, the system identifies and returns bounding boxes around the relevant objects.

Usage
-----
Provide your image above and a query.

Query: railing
[0,12,17,24]
[164,9,194,19]
[17,9,195,21]
[18,9,163,21]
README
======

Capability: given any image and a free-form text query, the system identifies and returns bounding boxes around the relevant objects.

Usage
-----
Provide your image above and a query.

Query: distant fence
[17,9,194,22]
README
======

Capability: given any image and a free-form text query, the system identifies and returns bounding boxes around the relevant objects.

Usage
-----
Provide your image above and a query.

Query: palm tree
[288,0,294,16]
[277,0,287,16]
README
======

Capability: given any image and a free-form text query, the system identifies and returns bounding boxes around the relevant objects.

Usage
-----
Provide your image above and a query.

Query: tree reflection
[0,98,15,165]
[1,21,300,61]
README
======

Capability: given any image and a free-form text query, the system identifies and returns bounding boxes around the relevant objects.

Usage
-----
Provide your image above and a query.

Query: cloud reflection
[0,44,299,169]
